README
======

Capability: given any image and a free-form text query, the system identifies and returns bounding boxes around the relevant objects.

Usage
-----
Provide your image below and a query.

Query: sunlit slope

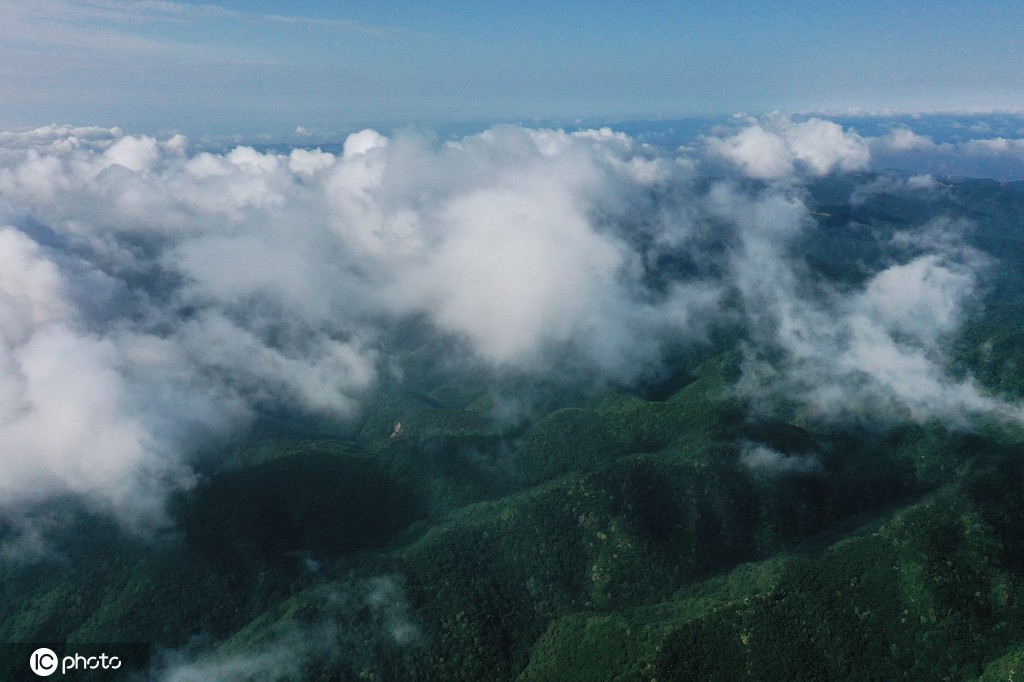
[157,353,1015,680]
[523,457,1024,681]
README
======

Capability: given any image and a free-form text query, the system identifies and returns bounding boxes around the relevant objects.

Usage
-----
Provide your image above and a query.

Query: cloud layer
[868,125,1024,180]
[0,116,1020,529]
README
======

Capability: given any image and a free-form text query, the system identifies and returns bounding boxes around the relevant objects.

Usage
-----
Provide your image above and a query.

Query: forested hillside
[4,173,1024,680]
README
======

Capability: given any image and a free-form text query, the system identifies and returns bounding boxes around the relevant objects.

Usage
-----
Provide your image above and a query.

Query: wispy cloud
[0,0,390,57]
[740,443,822,475]
[11,0,387,32]
[262,12,389,36]
[159,576,419,681]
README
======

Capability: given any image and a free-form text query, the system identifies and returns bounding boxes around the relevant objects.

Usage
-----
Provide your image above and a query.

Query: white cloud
[857,254,974,340]
[102,134,161,173]
[707,122,794,179]
[866,125,1024,180]
[0,227,198,526]
[0,123,721,527]
[342,128,388,158]
[706,115,870,179]
[725,186,1010,426]
[962,137,1024,156]
[0,124,124,151]
[875,127,939,152]
[391,174,624,365]
[740,443,821,475]
[288,147,334,176]
[0,117,1019,531]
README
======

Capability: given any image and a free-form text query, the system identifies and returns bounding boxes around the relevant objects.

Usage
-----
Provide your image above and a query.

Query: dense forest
[4,170,1024,681]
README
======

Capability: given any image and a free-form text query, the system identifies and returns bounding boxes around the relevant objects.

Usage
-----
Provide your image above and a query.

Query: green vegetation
[5,176,1024,679]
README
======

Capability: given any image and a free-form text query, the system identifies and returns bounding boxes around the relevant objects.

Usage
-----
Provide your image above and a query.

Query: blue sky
[2,1,1023,138]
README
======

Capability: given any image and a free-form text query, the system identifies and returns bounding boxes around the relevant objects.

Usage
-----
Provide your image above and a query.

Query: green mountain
[5,176,1024,681]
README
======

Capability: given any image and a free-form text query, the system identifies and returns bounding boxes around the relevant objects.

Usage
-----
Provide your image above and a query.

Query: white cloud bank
[706,114,1024,182]
[868,126,1024,180]
[706,115,871,179]
[0,123,712,528]
[0,117,1020,531]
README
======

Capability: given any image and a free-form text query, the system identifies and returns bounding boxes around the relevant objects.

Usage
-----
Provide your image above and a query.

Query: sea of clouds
[0,115,1021,531]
